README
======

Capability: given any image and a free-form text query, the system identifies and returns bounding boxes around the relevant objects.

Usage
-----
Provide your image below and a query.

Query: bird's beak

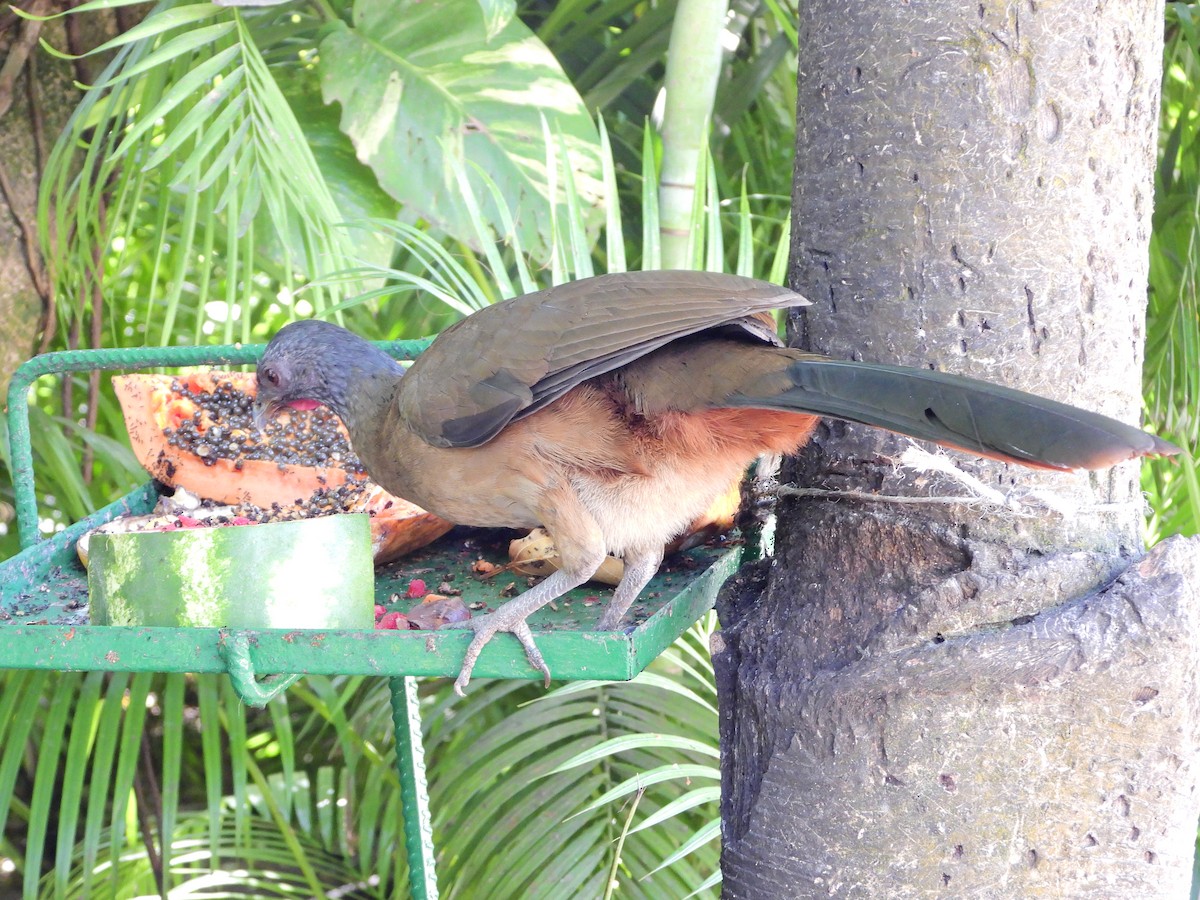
[253,398,281,432]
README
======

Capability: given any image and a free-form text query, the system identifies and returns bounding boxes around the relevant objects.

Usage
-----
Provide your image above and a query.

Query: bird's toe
[446,610,551,694]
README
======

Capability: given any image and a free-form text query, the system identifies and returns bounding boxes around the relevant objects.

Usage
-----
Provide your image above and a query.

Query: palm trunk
[657,0,729,269]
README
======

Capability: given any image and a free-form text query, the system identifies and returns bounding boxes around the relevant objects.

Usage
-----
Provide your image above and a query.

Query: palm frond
[38,0,362,351]
[1144,1,1200,540]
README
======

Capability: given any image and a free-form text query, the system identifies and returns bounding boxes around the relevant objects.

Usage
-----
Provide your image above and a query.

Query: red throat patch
[287,399,321,411]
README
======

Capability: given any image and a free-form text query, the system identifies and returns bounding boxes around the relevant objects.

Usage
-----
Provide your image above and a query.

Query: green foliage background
[0,0,1195,896]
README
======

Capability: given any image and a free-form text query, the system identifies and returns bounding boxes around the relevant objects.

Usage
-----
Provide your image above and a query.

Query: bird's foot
[595,606,627,632]
[594,548,663,632]
[443,609,550,696]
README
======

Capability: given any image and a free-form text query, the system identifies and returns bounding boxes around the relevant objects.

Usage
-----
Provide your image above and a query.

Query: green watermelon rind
[88,514,374,629]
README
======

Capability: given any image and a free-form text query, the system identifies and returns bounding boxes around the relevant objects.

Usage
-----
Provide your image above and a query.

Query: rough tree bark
[0,10,116,396]
[714,1,1200,896]
[0,8,55,398]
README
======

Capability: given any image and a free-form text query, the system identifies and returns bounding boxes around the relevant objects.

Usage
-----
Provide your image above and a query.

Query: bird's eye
[261,366,280,387]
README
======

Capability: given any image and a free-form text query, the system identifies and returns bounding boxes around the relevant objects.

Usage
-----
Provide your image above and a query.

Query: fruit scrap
[405,578,427,599]
[471,559,501,576]
[372,594,470,631]
[160,395,200,432]
[376,611,410,630]
[111,374,455,563]
[76,510,259,565]
[406,595,470,629]
[160,514,255,530]
[508,527,624,585]
[161,374,367,472]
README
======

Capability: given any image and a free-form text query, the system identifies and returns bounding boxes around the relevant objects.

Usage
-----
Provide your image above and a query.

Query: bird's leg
[446,567,595,695]
[446,483,606,695]
[596,545,665,632]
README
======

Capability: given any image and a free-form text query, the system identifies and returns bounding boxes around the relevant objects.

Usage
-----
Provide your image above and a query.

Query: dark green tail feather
[729,359,1178,471]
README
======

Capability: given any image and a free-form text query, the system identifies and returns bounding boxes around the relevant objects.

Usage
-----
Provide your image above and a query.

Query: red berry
[405,579,427,599]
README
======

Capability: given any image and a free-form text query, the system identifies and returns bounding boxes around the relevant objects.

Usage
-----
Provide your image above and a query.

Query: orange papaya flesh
[112,372,452,563]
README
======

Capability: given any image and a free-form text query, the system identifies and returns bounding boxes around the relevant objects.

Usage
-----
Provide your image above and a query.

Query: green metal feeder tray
[0,479,740,685]
[1,341,740,688]
[0,339,747,899]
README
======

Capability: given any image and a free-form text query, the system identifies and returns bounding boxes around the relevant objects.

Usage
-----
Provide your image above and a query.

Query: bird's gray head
[255,319,401,428]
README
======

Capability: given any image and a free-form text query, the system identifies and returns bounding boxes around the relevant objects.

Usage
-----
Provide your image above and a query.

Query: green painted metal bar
[390,675,439,900]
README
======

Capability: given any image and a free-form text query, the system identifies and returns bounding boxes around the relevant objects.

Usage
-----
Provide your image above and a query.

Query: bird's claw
[444,611,551,696]
[595,606,626,632]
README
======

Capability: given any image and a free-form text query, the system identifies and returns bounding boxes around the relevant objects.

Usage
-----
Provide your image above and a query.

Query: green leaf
[275,66,401,271]
[563,764,720,819]
[736,175,753,277]
[627,786,721,835]
[550,734,720,774]
[21,0,218,31]
[87,4,226,58]
[646,820,721,877]
[598,115,627,274]
[477,0,516,38]
[683,866,723,899]
[52,673,105,898]
[25,676,77,900]
[0,673,48,877]
[558,128,594,278]
[159,72,248,180]
[318,0,603,260]
[97,20,236,89]
[640,120,661,269]
[114,44,243,160]
[769,215,791,285]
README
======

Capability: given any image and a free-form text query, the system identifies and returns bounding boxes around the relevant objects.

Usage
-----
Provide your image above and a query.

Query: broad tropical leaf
[319,0,604,260]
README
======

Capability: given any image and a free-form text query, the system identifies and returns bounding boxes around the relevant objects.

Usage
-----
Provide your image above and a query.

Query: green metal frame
[0,344,740,897]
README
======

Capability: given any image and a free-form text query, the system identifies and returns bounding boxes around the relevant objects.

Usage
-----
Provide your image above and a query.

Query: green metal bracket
[217,629,304,707]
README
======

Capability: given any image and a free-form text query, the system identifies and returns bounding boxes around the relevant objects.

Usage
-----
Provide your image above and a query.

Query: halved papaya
[114,372,358,509]
[112,372,452,563]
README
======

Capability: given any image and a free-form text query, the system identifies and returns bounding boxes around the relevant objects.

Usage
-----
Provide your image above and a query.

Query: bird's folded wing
[399,271,807,448]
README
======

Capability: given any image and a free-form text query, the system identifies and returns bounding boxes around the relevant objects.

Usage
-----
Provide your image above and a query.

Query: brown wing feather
[398,271,807,448]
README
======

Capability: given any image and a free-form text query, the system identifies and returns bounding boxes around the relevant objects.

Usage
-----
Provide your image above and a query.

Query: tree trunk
[0,10,55,397]
[0,11,118,397]
[714,1,1200,895]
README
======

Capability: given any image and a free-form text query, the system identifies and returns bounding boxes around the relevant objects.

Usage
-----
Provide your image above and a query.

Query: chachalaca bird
[255,271,1179,693]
